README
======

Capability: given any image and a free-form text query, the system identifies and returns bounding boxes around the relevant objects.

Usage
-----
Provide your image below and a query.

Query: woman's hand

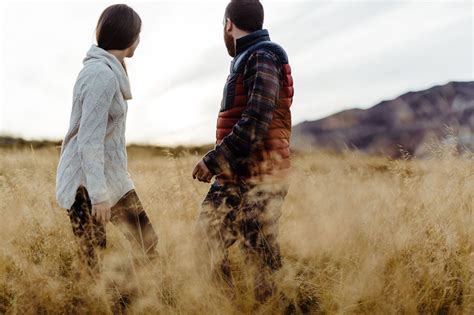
[92,201,111,224]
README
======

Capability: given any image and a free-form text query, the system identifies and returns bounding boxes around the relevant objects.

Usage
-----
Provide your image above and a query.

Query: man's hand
[192,160,213,183]
[92,201,111,224]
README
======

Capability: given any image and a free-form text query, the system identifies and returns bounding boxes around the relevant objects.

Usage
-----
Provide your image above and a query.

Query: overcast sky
[0,0,472,145]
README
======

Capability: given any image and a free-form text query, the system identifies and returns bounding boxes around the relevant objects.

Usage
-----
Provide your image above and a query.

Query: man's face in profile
[223,18,236,57]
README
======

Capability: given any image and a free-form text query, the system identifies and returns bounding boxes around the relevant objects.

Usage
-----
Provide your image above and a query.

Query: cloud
[0,1,472,144]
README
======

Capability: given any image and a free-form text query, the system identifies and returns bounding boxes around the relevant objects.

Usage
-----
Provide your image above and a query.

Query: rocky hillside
[292,81,474,157]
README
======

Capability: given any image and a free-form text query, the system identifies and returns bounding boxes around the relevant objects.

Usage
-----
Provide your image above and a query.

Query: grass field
[0,146,472,314]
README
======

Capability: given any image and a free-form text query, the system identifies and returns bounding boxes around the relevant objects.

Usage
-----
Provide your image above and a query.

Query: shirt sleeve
[76,70,116,205]
[203,50,281,175]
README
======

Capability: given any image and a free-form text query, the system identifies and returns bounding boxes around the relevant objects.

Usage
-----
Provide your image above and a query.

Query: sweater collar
[235,29,271,56]
[83,45,132,100]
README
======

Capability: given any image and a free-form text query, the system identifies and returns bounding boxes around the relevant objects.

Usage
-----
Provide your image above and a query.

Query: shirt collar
[235,29,271,56]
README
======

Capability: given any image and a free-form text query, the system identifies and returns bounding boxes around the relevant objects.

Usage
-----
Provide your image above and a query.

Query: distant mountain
[292,81,474,157]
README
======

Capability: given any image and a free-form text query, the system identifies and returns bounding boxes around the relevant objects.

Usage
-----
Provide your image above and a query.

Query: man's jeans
[196,180,289,302]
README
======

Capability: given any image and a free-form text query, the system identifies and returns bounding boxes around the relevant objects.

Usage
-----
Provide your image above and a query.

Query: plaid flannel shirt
[203,50,281,176]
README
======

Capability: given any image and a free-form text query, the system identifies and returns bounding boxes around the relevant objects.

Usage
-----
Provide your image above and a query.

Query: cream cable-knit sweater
[56,45,135,209]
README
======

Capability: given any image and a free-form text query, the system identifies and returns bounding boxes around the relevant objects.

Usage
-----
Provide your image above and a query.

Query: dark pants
[196,181,288,302]
[68,186,158,270]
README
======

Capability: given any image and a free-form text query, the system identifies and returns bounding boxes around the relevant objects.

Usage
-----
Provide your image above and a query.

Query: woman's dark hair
[225,0,264,33]
[96,4,142,50]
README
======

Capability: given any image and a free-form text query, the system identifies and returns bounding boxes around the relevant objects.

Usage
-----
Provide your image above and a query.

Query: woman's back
[56,45,134,210]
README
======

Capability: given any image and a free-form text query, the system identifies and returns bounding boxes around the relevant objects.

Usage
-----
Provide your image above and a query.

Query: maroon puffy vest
[216,41,294,184]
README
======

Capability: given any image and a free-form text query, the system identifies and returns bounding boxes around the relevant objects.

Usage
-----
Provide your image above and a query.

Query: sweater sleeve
[77,70,116,206]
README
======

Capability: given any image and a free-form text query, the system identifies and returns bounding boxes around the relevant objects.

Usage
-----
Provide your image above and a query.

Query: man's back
[204,29,294,185]
[192,1,294,304]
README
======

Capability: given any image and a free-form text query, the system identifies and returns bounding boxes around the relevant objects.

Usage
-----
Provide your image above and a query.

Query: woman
[56,4,158,271]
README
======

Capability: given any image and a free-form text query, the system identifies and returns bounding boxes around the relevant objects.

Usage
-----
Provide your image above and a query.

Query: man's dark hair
[225,0,264,33]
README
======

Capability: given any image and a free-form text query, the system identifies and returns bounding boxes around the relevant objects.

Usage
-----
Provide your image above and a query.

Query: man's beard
[224,31,236,57]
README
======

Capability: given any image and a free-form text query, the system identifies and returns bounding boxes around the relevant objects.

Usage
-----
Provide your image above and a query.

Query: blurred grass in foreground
[0,142,472,314]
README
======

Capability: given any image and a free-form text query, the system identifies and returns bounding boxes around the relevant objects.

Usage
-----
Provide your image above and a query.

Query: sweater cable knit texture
[56,45,134,209]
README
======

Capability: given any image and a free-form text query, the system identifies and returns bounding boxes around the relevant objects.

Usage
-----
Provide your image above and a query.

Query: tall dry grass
[0,146,472,314]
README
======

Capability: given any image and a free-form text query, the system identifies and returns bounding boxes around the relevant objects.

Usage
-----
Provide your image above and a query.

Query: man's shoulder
[249,41,288,63]
[248,49,280,65]
[233,41,289,73]
[241,43,288,72]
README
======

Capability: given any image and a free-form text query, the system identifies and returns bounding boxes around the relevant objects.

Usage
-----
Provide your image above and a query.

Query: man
[192,0,294,303]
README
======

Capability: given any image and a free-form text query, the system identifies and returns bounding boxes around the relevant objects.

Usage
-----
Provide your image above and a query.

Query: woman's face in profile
[127,34,141,58]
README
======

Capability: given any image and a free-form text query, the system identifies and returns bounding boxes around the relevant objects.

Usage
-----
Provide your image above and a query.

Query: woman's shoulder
[78,61,117,85]
[74,62,118,96]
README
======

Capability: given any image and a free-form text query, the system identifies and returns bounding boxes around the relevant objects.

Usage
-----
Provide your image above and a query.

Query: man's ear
[225,18,233,32]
